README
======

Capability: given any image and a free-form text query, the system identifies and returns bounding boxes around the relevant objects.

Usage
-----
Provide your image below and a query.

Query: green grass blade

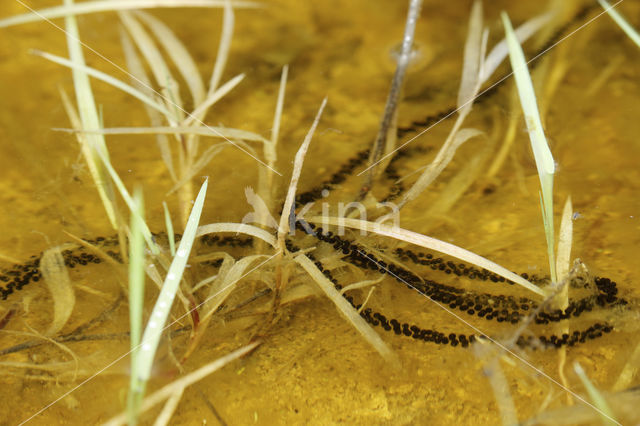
[129,178,208,418]
[62,0,119,230]
[598,0,640,49]
[163,202,176,256]
[502,12,556,283]
[127,187,146,425]
[96,149,159,255]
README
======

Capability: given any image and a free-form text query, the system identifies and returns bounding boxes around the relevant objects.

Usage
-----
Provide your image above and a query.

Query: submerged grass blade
[196,223,277,248]
[35,50,172,118]
[128,188,146,350]
[135,10,206,106]
[573,362,618,426]
[58,125,268,143]
[310,216,545,297]
[120,27,177,182]
[163,202,176,257]
[295,254,400,367]
[96,149,159,254]
[105,342,259,426]
[127,187,146,425]
[40,246,75,336]
[183,73,246,126]
[0,0,261,29]
[502,11,556,283]
[278,97,327,244]
[62,0,119,230]
[209,0,235,93]
[129,179,208,421]
[598,0,640,49]
[457,0,483,113]
[481,11,553,83]
[119,11,183,122]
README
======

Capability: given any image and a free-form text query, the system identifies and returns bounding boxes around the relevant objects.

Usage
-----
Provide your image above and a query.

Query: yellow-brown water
[1,0,640,424]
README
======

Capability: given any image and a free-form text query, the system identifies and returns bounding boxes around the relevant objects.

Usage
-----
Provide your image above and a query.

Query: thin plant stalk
[598,0,640,49]
[0,1,260,29]
[361,0,422,198]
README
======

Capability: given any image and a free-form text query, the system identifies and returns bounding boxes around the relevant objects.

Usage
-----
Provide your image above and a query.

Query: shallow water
[1,0,640,425]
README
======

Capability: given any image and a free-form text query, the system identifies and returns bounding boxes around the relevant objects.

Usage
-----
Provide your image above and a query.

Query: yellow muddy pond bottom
[1,0,640,425]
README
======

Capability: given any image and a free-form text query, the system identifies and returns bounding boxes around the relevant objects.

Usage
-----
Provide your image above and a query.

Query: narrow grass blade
[58,125,268,144]
[481,11,553,83]
[163,202,176,256]
[278,98,327,243]
[119,11,183,122]
[129,188,146,350]
[126,187,146,425]
[502,12,556,283]
[295,254,400,367]
[457,0,483,113]
[196,223,277,247]
[166,144,227,195]
[598,0,640,49]
[34,50,172,117]
[555,197,573,285]
[184,73,245,126]
[129,179,208,419]
[61,0,119,230]
[573,362,618,426]
[310,216,545,297]
[120,27,177,182]
[40,246,75,336]
[96,149,159,254]
[209,0,235,93]
[182,254,267,361]
[134,11,206,106]
[106,342,259,426]
[0,0,261,29]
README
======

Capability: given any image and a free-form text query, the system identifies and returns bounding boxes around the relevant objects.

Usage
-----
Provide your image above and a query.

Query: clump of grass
[395,2,552,209]
[502,11,557,283]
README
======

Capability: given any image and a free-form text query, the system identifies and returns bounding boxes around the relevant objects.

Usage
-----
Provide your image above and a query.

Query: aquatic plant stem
[360,0,422,199]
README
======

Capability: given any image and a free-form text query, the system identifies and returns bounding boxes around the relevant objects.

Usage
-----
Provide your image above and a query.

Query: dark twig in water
[360,0,422,200]
[197,388,229,426]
